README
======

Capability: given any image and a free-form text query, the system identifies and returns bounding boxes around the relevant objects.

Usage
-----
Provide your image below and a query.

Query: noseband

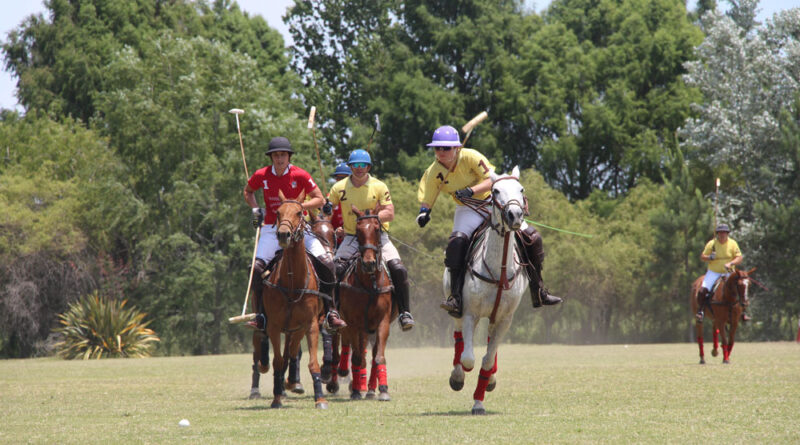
[490,177,524,234]
[276,200,306,244]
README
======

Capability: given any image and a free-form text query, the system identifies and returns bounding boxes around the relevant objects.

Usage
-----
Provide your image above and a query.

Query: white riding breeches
[452,204,528,236]
[255,225,326,263]
[702,270,726,291]
[335,232,400,262]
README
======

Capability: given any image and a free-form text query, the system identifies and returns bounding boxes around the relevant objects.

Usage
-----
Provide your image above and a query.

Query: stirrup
[440,295,458,312]
[695,311,704,322]
[398,311,415,331]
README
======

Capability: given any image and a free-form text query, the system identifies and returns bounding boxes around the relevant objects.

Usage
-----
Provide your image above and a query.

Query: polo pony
[338,205,396,401]
[448,166,529,415]
[263,190,328,409]
[691,268,754,364]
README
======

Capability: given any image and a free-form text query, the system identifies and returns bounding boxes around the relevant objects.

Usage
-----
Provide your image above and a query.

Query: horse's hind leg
[306,318,328,409]
[268,329,286,408]
[321,326,334,382]
[472,316,513,415]
[695,321,705,365]
[250,332,269,399]
[326,331,341,394]
[287,346,305,394]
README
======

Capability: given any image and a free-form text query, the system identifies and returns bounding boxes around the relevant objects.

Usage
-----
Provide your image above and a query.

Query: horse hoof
[449,375,464,391]
[326,381,339,394]
[699,358,705,365]
[321,362,332,383]
[723,360,730,364]
[487,379,496,392]
[316,400,328,410]
[288,382,305,394]
[472,407,486,415]
[365,390,376,400]
[350,391,362,400]
[711,349,719,357]
[249,388,262,399]
[378,392,391,402]
[270,400,282,409]
[258,361,269,374]
[338,369,350,378]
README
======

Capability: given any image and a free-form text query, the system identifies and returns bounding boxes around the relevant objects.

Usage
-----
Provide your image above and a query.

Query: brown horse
[308,211,343,394]
[691,268,754,364]
[338,205,396,401]
[263,190,328,409]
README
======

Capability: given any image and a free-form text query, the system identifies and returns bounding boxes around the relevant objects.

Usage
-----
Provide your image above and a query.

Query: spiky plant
[53,291,160,359]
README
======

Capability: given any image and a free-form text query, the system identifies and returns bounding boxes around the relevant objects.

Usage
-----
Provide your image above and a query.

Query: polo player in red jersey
[243,136,346,331]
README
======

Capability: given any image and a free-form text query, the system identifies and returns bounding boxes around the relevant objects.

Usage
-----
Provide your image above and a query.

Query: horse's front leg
[350,332,367,399]
[250,331,269,399]
[306,316,328,409]
[326,330,341,394]
[472,315,513,415]
[268,326,286,408]
[371,313,391,401]
[695,320,705,365]
[450,314,478,392]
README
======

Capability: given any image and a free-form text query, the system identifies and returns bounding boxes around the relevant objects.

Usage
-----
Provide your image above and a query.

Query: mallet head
[308,106,317,129]
[228,108,244,115]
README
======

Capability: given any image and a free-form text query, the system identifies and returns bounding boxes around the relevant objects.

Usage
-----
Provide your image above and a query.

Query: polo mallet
[308,106,328,196]
[428,111,489,212]
[228,108,258,324]
[714,177,720,233]
[367,114,381,152]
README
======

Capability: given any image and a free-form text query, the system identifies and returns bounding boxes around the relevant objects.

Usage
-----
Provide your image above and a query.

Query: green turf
[2,342,799,444]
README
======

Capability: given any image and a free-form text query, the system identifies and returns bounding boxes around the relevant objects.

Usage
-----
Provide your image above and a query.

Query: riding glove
[416,207,431,228]
[251,207,265,228]
[454,187,474,201]
[709,252,716,260]
[322,200,333,216]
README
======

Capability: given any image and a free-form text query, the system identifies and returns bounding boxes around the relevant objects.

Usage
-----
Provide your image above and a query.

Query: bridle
[490,176,525,235]
[356,213,383,266]
[275,200,306,244]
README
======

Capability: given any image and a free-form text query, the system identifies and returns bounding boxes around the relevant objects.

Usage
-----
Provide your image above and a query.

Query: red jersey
[247,164,318,225]
[331,204,344,230]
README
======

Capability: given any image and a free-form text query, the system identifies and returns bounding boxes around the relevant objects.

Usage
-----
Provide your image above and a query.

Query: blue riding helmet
[331,163,352,177]
[347,149,372,166]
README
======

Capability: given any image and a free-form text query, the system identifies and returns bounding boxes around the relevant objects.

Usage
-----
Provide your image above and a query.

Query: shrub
[53,292,159,359]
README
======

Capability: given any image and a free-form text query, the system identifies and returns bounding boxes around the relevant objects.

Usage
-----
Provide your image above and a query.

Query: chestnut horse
[308,211,343,394]
[263,191,328,409]
[691,268,753,364]
[338,205,396,401]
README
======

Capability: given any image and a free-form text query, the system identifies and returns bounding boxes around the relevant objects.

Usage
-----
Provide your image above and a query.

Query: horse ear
[278,189,286,202]
[747,267,757,274]
[351,204,363,217]
[511,165,520,179]
[296,190,306,203]
[490,171,498,182]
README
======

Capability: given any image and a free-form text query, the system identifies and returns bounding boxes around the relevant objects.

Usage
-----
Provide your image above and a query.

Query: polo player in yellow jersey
[416,125,561,317]
[697,223,748,322]
[327,149,415,331]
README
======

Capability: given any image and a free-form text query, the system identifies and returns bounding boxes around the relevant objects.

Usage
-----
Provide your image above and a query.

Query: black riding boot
[696,288,711,321]
[387,258,415,331]
[247,259,268,330]
[519,227,562,308]
[441,232,470,318]
[313,253,346,330]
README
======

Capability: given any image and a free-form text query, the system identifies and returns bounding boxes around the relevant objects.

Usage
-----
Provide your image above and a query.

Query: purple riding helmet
[426,125,462,147]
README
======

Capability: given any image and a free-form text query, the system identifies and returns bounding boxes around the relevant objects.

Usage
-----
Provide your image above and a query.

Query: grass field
[2,342,799,444]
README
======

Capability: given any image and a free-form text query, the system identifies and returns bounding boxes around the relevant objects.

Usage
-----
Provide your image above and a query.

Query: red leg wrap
[368,359,378,391]
[339,346,351,373]
[359,366,368,391]
[453,331,464,366]
[377,364,388,387]
[472,368,493,402]
[722,344,729,360]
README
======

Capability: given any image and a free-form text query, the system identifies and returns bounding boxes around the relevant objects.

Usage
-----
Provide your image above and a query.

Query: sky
[0,0,795,112]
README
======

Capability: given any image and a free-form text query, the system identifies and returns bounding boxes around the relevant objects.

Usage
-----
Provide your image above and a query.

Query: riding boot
[314,253,347,330]
[441,232,470,318]
[519,227,562,308]
[246,259,269,331]
[696,288,711,321]
[387,258,415,331]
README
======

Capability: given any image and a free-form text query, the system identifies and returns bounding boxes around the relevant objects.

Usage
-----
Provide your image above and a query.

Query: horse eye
[296,211,302,217]
[492,189,499,195]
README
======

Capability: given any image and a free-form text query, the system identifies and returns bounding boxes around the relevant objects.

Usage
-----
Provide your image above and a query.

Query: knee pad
[386,258,407,283]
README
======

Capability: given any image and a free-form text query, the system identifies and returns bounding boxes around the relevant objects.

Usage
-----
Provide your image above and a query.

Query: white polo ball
[178,419,190,427]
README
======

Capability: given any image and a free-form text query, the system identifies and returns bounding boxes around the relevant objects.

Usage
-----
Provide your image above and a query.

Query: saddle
[463,221,524,286]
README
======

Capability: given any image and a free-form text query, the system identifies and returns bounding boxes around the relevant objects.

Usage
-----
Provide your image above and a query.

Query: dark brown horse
[263,191,328,408]
[308,211,343,394]
[338,205,396,401]
[691,268,754,364]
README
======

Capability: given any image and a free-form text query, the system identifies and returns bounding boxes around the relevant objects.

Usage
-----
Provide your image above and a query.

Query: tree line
[1,0,798,358]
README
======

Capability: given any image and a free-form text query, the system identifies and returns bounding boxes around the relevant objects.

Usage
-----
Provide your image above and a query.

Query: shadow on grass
[419,410,500,417]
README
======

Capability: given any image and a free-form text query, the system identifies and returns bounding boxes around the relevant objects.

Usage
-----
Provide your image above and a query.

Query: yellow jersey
[417,148,494,206]
[328,175,392,235]
[703,238,742,274]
